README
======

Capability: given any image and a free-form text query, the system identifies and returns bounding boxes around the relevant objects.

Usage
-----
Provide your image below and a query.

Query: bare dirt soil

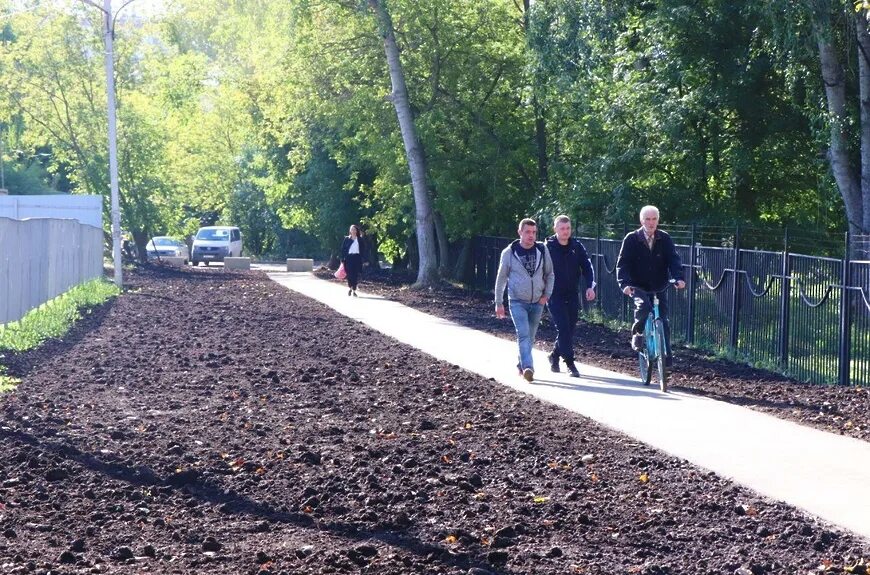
[0,265,867,575]
[334,268,870,444]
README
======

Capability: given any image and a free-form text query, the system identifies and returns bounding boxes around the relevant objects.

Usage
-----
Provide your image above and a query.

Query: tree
[810,1,870,234]
[367,0,438,286]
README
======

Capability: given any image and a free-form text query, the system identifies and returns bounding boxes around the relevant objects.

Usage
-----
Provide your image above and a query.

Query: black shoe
[665,354,673,368]
[548,352,560,373]
[352,290,358,297]
[348,289,352,296]
[565,360,580,378]
[631,334,645,352]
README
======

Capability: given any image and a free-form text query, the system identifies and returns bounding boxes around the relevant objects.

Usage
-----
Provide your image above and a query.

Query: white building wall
[0,194,102,228]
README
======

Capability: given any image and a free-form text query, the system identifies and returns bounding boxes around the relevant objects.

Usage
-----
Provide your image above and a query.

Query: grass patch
[582,307,628,333]
[0,278,120,353]
[0,366,19,393]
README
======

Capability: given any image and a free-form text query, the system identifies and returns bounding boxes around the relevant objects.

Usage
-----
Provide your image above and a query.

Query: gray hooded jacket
[494,239,555,305]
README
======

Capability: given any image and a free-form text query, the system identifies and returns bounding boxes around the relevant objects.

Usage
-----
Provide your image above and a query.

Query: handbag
[334,263,347,280]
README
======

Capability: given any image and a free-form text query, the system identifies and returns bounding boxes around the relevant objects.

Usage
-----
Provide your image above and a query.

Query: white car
[146,236,190,263]
[191,226,243,266]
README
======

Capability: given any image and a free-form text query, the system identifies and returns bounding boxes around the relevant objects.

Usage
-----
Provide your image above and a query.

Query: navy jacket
[545,235,595,295]
[616,228,684,291]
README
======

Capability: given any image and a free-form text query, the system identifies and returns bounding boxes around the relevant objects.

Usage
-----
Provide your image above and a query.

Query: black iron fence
[473,226,870,386]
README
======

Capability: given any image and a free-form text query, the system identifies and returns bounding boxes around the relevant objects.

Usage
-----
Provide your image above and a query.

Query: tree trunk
[365,234,380,268]
[856,9,870,233]
[369,0,439,287]
[434,210,451,278]
[524,0,548,194]
[405,233,419,272]
[452,237,475,284]
[132,229,148,263]
[815,14,863,234]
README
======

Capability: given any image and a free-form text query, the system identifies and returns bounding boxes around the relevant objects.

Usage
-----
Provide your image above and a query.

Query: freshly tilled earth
[0,266,867,575]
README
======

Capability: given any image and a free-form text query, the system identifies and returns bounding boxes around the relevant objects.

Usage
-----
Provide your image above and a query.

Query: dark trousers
[548,292,579,361]
[631,290,671,355]
[345,253,362,290]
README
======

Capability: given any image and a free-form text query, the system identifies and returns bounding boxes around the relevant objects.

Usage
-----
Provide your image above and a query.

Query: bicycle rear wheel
[654,319,668,392]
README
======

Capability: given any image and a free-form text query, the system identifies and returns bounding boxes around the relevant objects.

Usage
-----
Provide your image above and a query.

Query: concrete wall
[0,195,102,228]
[0,217,104,325]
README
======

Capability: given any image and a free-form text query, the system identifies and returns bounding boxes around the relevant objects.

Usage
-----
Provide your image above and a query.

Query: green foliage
[0,0,857,264]
[526,0,841,233]
[0,366,19,394]
[0,279,119,352]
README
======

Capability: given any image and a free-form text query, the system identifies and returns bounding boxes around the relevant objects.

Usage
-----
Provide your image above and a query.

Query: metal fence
[474,227,870,386]
[0,217,104,325]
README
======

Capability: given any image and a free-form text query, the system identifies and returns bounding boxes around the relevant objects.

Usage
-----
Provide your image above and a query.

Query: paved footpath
[267,270,870,542]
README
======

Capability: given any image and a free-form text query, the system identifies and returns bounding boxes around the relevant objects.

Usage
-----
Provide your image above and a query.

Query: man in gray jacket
[494,218,555,382]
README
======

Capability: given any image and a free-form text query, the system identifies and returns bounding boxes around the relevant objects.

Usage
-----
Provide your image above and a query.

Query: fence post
[686,223,697,345]
[838,232,852,386]
[595,223,603,312]
[621,222,628,324]
[472,237,480,290]
[729,225,741,350]
[778,228,791,369]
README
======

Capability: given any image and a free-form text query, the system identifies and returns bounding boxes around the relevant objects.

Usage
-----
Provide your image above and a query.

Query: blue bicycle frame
[630,282,674,392]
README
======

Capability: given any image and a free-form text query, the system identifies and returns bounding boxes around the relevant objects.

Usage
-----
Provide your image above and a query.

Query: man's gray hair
[639,205,659,220]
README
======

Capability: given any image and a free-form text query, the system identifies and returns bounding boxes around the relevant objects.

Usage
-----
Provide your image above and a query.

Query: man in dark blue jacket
[545,215,596,377]
[616,205,685,364]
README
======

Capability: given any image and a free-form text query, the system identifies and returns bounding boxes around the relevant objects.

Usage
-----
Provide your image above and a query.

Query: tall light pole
[81,0,136,288]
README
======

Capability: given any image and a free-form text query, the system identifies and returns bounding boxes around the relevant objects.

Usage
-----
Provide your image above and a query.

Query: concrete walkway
[266,270,870,542]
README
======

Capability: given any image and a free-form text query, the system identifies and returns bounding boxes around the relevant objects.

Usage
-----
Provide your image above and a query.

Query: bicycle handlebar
[624,280,677,296]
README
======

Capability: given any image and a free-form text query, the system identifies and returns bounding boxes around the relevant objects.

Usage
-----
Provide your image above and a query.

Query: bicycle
[627,282,674,392]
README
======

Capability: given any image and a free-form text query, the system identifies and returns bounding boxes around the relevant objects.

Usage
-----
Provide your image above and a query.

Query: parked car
[146,236,189,263]
[191,225,243,266]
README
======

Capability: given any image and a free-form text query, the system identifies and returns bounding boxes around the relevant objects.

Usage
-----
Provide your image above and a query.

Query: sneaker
[548,352,560,373]
[352,290,358,297]
[631,334,645,352]
[348,289,352,296]
[522,368,534,382]
[565,360,580,378]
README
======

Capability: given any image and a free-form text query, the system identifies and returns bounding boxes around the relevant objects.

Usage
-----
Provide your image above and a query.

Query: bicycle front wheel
[654,319,668,392]
[638,351,652,386]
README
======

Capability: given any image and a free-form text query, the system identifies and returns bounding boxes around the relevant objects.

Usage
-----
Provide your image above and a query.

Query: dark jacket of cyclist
[615,228,683,292]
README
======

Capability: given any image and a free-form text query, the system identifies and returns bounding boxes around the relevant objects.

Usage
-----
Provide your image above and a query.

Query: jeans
[509,300,545,370]
[631,290,671,356]
[548,292,579,362]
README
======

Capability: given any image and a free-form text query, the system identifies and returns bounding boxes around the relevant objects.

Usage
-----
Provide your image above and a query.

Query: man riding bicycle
[615,205,685,366]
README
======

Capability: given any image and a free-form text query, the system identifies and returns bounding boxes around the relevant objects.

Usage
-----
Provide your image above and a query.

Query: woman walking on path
[340,225,366,296]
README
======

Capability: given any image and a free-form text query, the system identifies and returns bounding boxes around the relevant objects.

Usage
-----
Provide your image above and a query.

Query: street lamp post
[81,0,136,288]
[102,0,122,288]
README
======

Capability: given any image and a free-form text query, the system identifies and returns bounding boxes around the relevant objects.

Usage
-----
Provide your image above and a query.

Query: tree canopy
[0,0,863,278]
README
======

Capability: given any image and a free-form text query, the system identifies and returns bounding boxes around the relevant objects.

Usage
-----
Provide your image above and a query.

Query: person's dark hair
[350,224,362,237]
[518,218,537,231]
